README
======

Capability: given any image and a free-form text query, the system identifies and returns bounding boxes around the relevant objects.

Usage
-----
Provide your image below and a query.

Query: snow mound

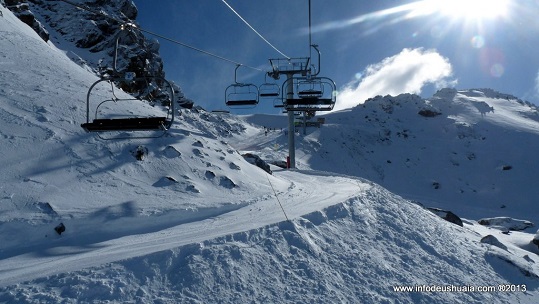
[3,185,539,303]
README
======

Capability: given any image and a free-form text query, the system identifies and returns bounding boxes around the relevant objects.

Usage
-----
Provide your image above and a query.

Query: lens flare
[490,64,505,77]
[471,35,485,48]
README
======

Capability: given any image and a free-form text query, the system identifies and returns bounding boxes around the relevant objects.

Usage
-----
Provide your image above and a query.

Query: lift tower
[268,57,312,169]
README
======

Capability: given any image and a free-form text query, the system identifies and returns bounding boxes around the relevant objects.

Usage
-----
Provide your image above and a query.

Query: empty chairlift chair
[81,74,175,137]
[225,65,259,108]
[80,25,175,139]
[259,73,280,98]
[283,76,336,112]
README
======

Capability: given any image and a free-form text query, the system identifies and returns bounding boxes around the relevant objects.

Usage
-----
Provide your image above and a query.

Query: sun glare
[423,0,509,20]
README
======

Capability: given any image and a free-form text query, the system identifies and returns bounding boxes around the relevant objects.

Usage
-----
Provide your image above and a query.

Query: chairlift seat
[286,98,333,106]
[81,117,168,132]
[259,92,280,97]
[226,99,258,106]
[285,98,334,112]
[298,90,323,97]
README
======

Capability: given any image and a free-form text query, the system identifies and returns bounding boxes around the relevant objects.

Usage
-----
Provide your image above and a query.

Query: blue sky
[133,0,539,113]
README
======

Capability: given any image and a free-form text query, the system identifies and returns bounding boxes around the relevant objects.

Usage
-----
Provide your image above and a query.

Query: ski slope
[1,6,539,303]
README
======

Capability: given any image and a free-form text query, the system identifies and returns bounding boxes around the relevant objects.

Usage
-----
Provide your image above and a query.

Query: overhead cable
[220,0,290,59]
[54,0,264,71]
[138,28,263,71]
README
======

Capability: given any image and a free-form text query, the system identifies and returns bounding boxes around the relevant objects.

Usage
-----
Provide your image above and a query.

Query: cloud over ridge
[334,48,456,111]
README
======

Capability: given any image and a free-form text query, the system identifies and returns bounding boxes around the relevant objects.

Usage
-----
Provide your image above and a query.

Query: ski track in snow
[0,171,368,288]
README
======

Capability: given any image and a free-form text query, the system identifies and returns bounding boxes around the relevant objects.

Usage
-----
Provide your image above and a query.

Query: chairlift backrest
[297,78,324,98]
[259,83,280,98]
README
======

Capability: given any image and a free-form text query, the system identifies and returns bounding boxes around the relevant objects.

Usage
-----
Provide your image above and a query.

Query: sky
[132,0,539,113]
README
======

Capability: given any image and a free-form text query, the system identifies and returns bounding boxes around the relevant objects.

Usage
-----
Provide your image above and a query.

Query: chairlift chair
[225,65,259,108]
[80,25,175,139]
[259,73,280,98]
[282,76,337,112]
[81,74,175,138]
[225,83,259,107]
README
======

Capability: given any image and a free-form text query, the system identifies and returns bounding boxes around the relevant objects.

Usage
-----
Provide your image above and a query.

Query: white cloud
[333,48,456,111]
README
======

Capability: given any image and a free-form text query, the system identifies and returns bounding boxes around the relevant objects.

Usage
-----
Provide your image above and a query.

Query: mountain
[4,0,194,108]
[300,89,539,223]
[1,3,539,304]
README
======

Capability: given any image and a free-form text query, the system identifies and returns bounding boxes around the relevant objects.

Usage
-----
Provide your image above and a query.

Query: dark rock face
[5,0,49,42]
[532,231,539,249]
[480,235,507,251]
[478,217,534,231]
[1,0,193,107]
[426,207,463,227]
[418,109,442,117]
[5,0,151,72]
[242,153,272,175]
[4,0,193,107]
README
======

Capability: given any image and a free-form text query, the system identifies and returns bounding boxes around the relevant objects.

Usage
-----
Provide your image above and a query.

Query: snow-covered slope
[1,5,539,304]
[275,89,539,224]
[0,2,285,249]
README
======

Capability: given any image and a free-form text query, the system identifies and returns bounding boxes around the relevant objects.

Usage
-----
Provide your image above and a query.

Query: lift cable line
[54,0,264,72]
[137,27,264,71]
[220,0,290,60]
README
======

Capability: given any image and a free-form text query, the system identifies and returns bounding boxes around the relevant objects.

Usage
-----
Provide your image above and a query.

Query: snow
[1,5,539,303]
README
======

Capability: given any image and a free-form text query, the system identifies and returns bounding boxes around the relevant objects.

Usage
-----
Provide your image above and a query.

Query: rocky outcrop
[478,217,534,231]
[5,0,193,108]
[418,109,442,117]
[426,207,463,227]
[532,230,539,249]
[242,153,272,175]
[480,235,507,251]
[5,0,49,42]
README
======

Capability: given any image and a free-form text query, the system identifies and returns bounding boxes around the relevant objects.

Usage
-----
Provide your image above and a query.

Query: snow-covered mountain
[238,89,539,225]
[1,3,539,304]
[4,0,193,107]
[301,89,539,224]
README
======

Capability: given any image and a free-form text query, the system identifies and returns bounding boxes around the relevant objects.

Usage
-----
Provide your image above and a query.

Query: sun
[421,0,510,20]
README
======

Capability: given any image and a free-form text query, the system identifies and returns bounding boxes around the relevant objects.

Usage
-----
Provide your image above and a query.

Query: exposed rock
[532,230,539,249]
[271,160,288,169]
[242,153,272,174]
[478,217,534,231]
[132,145,148,161]
[426,207,463,227]
[5,0,49,41]
[219,176,236,189]
[5,0,195,108]
[480,235,507,251]
[229,162,241,170]
[54,222,66,235]
[418,109,442,117]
